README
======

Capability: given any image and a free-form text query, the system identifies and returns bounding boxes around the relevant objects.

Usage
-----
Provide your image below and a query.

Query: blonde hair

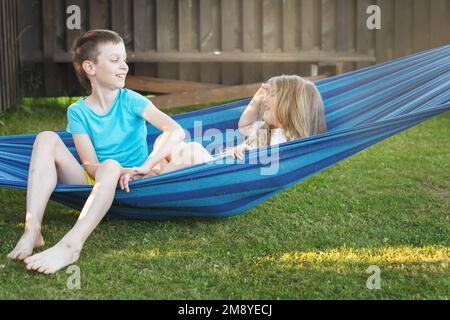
[246,74,327,147]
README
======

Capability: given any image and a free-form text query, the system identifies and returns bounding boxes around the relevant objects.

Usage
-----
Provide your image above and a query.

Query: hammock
[0,45,449,220]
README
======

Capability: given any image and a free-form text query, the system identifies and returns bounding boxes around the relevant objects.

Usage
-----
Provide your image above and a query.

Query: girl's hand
[129,164,152,176]
[253,83,269,105]
[229,143,250,160]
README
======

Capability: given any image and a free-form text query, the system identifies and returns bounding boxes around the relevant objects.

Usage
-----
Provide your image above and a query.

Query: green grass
[0,97,449,299]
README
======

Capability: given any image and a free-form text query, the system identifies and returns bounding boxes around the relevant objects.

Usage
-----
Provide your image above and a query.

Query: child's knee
[185,142,211,163]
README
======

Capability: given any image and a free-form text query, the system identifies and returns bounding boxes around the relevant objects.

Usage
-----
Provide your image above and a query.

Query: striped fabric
[0,45,449,220]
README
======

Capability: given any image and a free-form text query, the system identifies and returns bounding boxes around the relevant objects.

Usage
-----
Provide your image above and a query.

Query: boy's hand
[118,169,133,192]
[119,164,159,192]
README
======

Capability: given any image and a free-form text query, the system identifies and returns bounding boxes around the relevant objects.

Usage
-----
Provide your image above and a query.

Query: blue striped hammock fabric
[0,45,449,220]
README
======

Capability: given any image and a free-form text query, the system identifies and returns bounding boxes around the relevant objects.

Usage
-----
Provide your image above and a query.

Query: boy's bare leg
[146,134,187,174]
[8,132,87,261]
[24,159,122,274]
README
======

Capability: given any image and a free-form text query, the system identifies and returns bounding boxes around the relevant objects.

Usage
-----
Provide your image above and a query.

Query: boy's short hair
[72,29,123,94]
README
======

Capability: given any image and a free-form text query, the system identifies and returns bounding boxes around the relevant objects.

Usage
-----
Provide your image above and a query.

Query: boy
[8,29,185,274]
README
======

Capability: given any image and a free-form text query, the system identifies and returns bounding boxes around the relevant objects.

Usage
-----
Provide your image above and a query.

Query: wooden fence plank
[156,0,179,79]
[150,74,327,109]
[9,0,18,105]
[395,0,413,58]
[337,0,357,72]
[178,0,200,82]
[1,0,21,111]
[299,0,317,76]
[220,0,242,85]
[0,0,3,110]
[3,0,10,109]
[301,0,315,50]
[42,0,61,96]
[242,0,262,84]
[321,0,336,52]
[375,0,394,63]
[412,0,430,53]
[125,75,223,93]
[111,0,133,47]
[430,0,448,47]
[6,0,13,108]
[89,0,111,30]
[133,0,157,78]
[55,0,66,53]
[150,83,263,109]
[282,0,299,76]
[18,0,42,62]
[262,0,282,80]
[199,0,221,84]
[356,0,374,69]
[19,0,44,96]
[1,0,9,110]
[0,6,3,111]
[448,0,450,44]
[14,0,21,105]
[65,0,88,96]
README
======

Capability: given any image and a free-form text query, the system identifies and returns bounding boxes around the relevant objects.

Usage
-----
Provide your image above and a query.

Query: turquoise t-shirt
[66,88,150,168]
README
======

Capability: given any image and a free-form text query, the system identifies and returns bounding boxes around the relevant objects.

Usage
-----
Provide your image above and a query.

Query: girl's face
[262,86,281,127]
[89,42,129,89]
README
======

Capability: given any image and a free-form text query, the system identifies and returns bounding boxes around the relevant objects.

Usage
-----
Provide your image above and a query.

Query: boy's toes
[24,256,33,265]
[37,265,47,273]
[26,259,42,271]
[17,251,32,261]
[7,251,17,260]
[44,268,55,275]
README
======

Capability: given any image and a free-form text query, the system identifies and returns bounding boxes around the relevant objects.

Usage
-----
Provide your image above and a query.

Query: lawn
[0,97,449,299]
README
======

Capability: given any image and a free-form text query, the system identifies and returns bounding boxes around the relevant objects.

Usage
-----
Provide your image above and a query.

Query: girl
[7,30,186,274]
[126,74,327,181]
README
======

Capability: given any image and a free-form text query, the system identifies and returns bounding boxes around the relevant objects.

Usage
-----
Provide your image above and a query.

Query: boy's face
[89,41,129,90]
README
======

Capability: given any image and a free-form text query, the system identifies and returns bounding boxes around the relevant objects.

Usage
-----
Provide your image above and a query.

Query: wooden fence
[16,0,450,97]
[0,0,21,112]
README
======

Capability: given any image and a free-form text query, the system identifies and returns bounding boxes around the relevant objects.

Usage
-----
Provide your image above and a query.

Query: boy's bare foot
[24,241,80,274]
[7,231,45,261]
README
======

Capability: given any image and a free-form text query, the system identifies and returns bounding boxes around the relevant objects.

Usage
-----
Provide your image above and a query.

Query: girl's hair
[247,74,327,147]
[71,29,124,94]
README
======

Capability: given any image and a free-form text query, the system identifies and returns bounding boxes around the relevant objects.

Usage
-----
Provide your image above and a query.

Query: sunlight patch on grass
[102,248,201,259]
[258,246,450,272]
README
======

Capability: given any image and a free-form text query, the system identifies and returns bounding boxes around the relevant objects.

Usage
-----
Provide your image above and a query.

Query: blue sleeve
[66,108,87,134]
[126,89,151,119]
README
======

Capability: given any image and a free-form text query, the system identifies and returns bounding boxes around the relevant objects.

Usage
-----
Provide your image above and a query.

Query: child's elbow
[174,127,186,141]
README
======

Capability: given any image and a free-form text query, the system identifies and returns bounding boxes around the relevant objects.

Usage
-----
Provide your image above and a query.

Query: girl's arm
[134,101,185,174]
[238,83,269,136]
